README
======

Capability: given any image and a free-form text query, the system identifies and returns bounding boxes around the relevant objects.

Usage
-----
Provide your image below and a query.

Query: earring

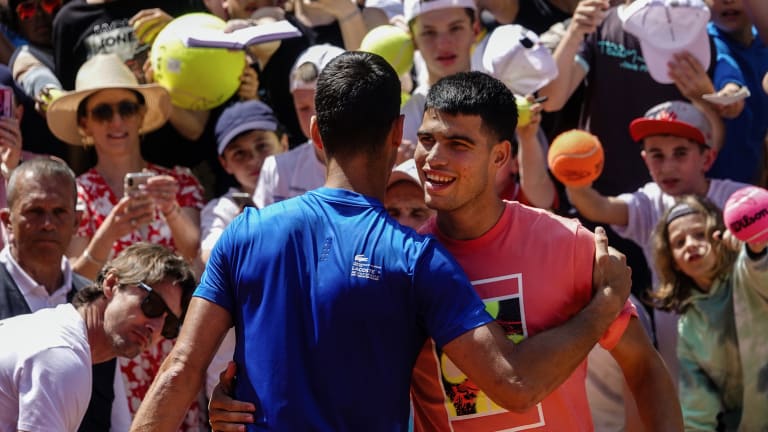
[80,134,94,146]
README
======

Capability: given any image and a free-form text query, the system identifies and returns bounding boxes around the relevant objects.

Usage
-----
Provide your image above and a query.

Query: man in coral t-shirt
[410,71,683,431]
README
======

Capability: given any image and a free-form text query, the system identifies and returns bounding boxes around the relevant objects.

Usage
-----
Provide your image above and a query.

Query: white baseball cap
[471,24,558,95]
[404,0,476,23]
[619,0,710,84]
[387,159,422,188]
[289,44,345,93]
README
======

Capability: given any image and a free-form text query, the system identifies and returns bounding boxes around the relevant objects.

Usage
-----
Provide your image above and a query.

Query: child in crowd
[201,100,287,398]
[651,195,768,431]
[200,100,287,263]
[566,100,747,280]
[383,158,434,230]
[565,100,748,376]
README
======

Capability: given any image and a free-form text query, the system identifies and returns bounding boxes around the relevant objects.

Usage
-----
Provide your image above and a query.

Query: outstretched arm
[442,227,632,411]
[567,184,629,226]
[539,0,608,111]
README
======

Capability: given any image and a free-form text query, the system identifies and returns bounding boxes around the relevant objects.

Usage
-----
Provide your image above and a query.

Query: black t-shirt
[515,0,572,36]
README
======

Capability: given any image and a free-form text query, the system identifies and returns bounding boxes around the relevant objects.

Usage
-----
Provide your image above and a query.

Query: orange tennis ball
[547,129,604,187]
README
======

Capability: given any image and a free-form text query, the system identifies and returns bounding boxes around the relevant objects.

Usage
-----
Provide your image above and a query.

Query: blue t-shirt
[195,187,492,431]
[707,23,768,183]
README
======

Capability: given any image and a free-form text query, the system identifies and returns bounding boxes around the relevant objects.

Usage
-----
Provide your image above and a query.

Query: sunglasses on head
[89,100,142,123]
[137,282,181,339]
[15,0,61,21]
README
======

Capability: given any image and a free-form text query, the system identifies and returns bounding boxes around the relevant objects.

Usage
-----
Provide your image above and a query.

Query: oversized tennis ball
[360,25,414,77]
[724,186,768,243]
[515,96,532,127]
[151,13,246,110]
[547,129,604,187]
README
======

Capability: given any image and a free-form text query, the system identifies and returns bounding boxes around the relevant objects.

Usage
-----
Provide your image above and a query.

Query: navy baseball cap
[216,100,279,155]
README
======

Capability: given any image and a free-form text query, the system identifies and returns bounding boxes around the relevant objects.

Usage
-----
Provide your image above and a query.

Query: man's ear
[102,271,118,300]
[0,208,11,232]
[492,140,512,169]
[702,147,717,171]
[640,149,648,164]
[310,115,324,152]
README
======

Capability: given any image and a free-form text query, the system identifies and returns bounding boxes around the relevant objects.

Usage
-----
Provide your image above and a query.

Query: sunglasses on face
[15,0,61,21]
[88,100,142,123]
[137,282,181,339]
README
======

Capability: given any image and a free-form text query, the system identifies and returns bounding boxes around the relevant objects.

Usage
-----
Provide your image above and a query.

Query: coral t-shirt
[412,201,635,431]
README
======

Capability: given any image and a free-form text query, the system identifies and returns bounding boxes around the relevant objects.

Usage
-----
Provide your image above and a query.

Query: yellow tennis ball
[360,25,414,77]
[547,129,604,187]
[515,96,532,127]
[151,13,246,110]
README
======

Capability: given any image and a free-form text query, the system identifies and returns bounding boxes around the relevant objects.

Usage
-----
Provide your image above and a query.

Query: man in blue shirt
[131,52,632,431]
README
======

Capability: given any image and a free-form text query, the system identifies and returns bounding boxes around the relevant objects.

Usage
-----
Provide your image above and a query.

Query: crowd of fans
[0,0,766,430]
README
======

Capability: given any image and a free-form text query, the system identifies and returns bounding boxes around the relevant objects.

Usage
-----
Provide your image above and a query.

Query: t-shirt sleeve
[611,187,657,245]
[17,347,91,432]
[413,239,494,350]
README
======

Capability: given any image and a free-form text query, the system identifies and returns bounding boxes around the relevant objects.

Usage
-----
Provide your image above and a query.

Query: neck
[728,26,754,46]
[324,155,391,202]
[94,153,147,196]
[436,194,506,240]
[80,300,116,364]
[12,248,64,295]
[690,177,711,197]
[693,275,715,293]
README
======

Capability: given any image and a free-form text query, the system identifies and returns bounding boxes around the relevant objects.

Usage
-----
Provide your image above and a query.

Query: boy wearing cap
[567,100,748,281]
[200,100,287,264]
[566,100,749,377]
[253,44,344,208]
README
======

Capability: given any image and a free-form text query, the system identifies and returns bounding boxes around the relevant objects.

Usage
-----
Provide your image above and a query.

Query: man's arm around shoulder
[442,227,632,412]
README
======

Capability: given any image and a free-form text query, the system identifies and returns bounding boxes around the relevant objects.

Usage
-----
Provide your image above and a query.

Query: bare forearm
[621,350,682,430]
[168,106,210,141]
[518,133,556,209]
[165,207,201,261]
[130,355,205,431]
[566,186,628,226]
[496,292,626,409]
[337,9,366,50]
[540,28,585,111]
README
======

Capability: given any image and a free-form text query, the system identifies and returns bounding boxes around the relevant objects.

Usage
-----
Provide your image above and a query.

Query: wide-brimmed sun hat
[47,53,172,145]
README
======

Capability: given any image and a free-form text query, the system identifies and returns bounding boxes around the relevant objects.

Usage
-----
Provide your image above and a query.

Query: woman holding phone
[45,53,204,425]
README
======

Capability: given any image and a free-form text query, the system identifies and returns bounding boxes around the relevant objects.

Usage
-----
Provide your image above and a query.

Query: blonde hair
[649,195,737,313]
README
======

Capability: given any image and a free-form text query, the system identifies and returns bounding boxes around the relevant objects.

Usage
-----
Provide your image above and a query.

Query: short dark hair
[74,243,197,318]
[425,71,517,151]
[315,51,401,158]
[6,157,77,209]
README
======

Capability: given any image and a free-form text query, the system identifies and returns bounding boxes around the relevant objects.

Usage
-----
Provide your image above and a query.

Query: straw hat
[47,53,172,145]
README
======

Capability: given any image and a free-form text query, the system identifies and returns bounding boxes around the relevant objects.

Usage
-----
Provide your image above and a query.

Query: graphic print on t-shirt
[436,273,546,431]
[84,19,150,83]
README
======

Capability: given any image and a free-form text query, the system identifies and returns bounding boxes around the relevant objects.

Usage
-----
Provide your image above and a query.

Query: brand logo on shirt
[350,253,381,281]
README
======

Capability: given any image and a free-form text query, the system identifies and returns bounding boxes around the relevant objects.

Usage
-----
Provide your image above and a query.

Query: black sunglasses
[89,100,141,123]
[137,282,181,339]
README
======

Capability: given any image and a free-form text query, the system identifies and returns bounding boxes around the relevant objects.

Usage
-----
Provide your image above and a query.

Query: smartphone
[0,86,12,118]
[231,192,255,209]
[124,171,154,197]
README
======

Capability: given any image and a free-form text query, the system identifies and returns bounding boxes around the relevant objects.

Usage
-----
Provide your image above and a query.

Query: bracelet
[83,250,106,267]
[338,8,360,23]
[162,204,181,220]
